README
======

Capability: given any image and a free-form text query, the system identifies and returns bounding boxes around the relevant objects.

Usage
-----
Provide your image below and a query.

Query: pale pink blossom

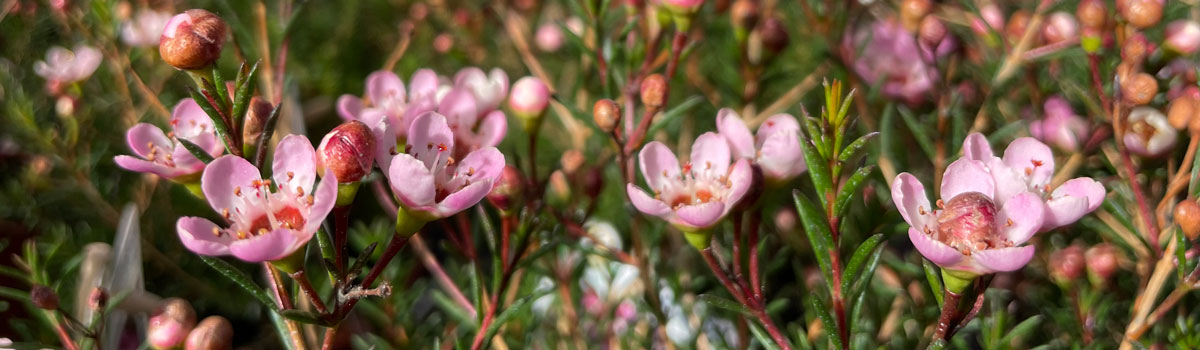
[34,45,102,86]
[961,133,1107,230]
[122,10,172,47]
[1123,107,1177,157]
[843,19,937,105]
[1166,20,1200,55]
[536,22,565,52]
[626,133,754,231]
[1029,96,1090,152]
[115,99,225,180]
[453,67,509,113]
[508,76,551,117]
[175,135,337,262]
[714,108,806,182]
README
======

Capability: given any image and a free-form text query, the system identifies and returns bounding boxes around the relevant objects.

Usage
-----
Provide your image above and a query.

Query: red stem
[334,206,350,273]
[701,248,791,350]
[748,209,763,300]
[290,270,328,314]
[932,290,963,341]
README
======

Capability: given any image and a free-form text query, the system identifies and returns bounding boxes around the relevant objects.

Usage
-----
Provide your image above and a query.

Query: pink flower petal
[689,132,731,177]
[984,158,1027,207]
[891,173,935,232]
[272,135,317,196]
[1052,177,1106,212]
[303,168,339,235]
[638,141,681,191]
[409,69,441,101]
[755,114,801,147]
[114,155,184,178]
[457,147,506,183]
[406,112,455,169]
[176,217,231,256]
[388,153,437,208]
[972,246,1036,273]
[1001,137,1055,187]
[997,192,1045,245]
[229,228,300,262]
[472,110,508,149]
[436,179,493,217]
[337,95,364,120]
[725,159,753,208]
[627,184,672,216]
[366,71,406,109]
[1043,195,1090,230]
[126,123,173,159]
[715,108,755,159]
[438,88,480,131]
[675,201,726,229]
[908,228,963,267]
[370,110,398,171]
[201,155,263,215]
[939,159,995,201]
[757,126,805,180]
[961,132,995,162]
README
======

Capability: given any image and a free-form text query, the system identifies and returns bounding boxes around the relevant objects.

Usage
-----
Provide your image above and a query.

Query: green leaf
[746,322,783,350]
[348,242,379,278]
[799,139,833,209]
[187,86,236,154]
[806,294,842,350]
[254,103,284,168]
[477,288,553,349]
[230,61,261,138]
[834,88,855,127]
[922,259,944,307]
[793,191,835,293]
[837,132,878,164]
[699,294,751,315]
[197,256,276,309]
[199,76,232,118]
[848,244,884,330]
[431,290,477,330]
[802,116,827,157]
[279,309,331,326]
[998,315,1043,345]
[177,138,215,164]
[647,95,704,136]
[834,165,876,218]
[315,228,337,285]
[1177,228,1188,282]
[841,234,884,293]
[896,107,936,159]
[212,65,231,115]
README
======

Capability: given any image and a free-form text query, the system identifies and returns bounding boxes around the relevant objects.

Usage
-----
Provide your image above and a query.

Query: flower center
[243,206,306,238]
[934,192,1010,255]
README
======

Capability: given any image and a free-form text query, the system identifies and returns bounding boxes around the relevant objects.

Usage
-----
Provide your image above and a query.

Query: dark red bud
[30,284,59,310]
[160,9,227,70]
[317,121,376,183]
[185,316,234,350]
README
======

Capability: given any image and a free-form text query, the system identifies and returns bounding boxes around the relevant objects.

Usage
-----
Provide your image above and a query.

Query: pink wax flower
[970,4,1005,36]
[626,133,753,246]
[1041,11,1079,44]
[338,70,415,139]
[508,76,551,118]
[962,133,1107,230]
[892,159,1044,276]
[714,108,806,182]
[843,19,937,105]
[34,45,102,90]
[1124,107,1177,157]
[1028,96,1090,152]
[1166,20,1200,55]
[115,99,225,180]
[536,22,564,52]
[383,112,506,220]
[454,67,509,114]
[437,87,508,155]
[121,10,172,47]
[175,135,337,262]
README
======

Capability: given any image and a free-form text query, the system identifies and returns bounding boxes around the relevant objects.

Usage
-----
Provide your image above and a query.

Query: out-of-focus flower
[487,166,524,213]
[115,99,225,180]
[593,99,621,132]
[1042,12,1078,44]
[1174,199,1200,240]
[566,17,585,37]
[175,135,337,263]
[660,0,703,14]
[508,76,550,125]
[1121,0,1162,29]
[185,316,233,350]
[148,298,196,350]
[338,71,413,138]
[34,45,102,90]
[535,22,564,52]
[843,19,937,105]
[715,108,806,182]
[1121,72,1158,106]
[317,121,376,184]
[1165,20,1200,55]
[1085,243,1120,283]
[1124,107,1177,157]
[900,0,931,31]
[1167,96,1199,131]
[961,133,1106,231]
[892,159,1044,277]
[122,10,172,47]
[626,133,753,248]
[1029,96,1090,152]
[383,112,505,221]
[1048,245,1085,285]
[433,33,454,54]
[159,9,227,70]
[970,3,1005,37]
[454,67,509,113]
[1077,0,1107,29]
[30,285,58,310]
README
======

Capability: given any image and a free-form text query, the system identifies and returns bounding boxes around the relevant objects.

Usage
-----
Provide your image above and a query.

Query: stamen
[296,186,305,197]
[211,227,221,237]
[234,187,242,196]
[918,206,926,215]
[1006,218,1013,227]
[1024,167,1033,176]
[287,171,295,180]
[221,209,231,219]
[936,199,945,209]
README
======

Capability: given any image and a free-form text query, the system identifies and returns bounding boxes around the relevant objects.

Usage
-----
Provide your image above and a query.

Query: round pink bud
[971,4,1005,36]
[1049,245,1085,285]
[935,192,1007,252]
[160,9,227,70]
[508,76,550,118]
[1085,243,1121,281]
[1121,0,1162,29]
[1077,0,1107,29]
[1042,12,1078,44]
[1166,20,1200,55]
[487,166,525,213]
[919,16,948,47]
[433,33,454,54]
[148,298,197,349]
[185,316,234,350]
[535,23,564,52]
[317,121,376,184]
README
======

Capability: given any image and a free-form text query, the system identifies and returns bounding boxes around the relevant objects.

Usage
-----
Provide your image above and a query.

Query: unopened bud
[1121,33,1150,64]
[535,23,564,52]
[89,287,108,310]
[1165,20,1200,55]
[317,121,376,184]
[1167,97,1199,130]
[640,74,667,108]
[242,97,273,147]
[661,0,703,14]
[433,33,454,54]
[547,170,571,205]
[487,166,524,213]
[30,285,59,310]
[1005,11,1032,45]
[1121,0,1162,29]
[971,4,1005,36]
[509,76,551,129]
[774,208,797,233]
[729,0,760,37]
[148,298,197,349]
[1175,199,1200,240]
[160,9,227,70]
[560,149,585,175]
[1121,72,1158,106]
[900,0,932,31]
[1085,243,1121,283]
[1077,0,1108,29]
[185,316,234,350]
[582,166,605,199]
[1042,12,1078,45]
[1049,245,1085,285]
[593,99,621,132]
[759,17,790,54]
[919,16,948,47]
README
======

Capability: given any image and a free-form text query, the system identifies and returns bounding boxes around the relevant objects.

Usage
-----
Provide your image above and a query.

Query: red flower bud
[317,121,376,184]
[1077,0,1108,29]
[759,17,790,54]
[1121,0,1162,29]
[1174,199,1200,240]
[640,74,667,108]
[160,9,227,70]
[1049,245,1086,285]
[593,99,621,132]
[242,97,273,148]
[185,316,234,350]
[582,166,605,199]
[1121,72,1158,106]
[148,298,197,349]
[1085,243,1121,282]
[30,284,58,310]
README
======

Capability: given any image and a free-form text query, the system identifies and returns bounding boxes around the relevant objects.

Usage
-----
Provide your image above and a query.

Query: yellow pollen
[296,186,305,196]
[234,187,242,196]
[211,227,221,236]
[1006,218,1014,226]
[306,195,315,205]
[936,199,945,209]
[287,171,295,180]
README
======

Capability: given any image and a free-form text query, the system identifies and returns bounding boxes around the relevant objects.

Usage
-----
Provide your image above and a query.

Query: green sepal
[681,228,711,250]
[941,269,977,294]
[182,181,205,199]
[270,249,307,274]
[395,207,430,238]
[336,181,361,207]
